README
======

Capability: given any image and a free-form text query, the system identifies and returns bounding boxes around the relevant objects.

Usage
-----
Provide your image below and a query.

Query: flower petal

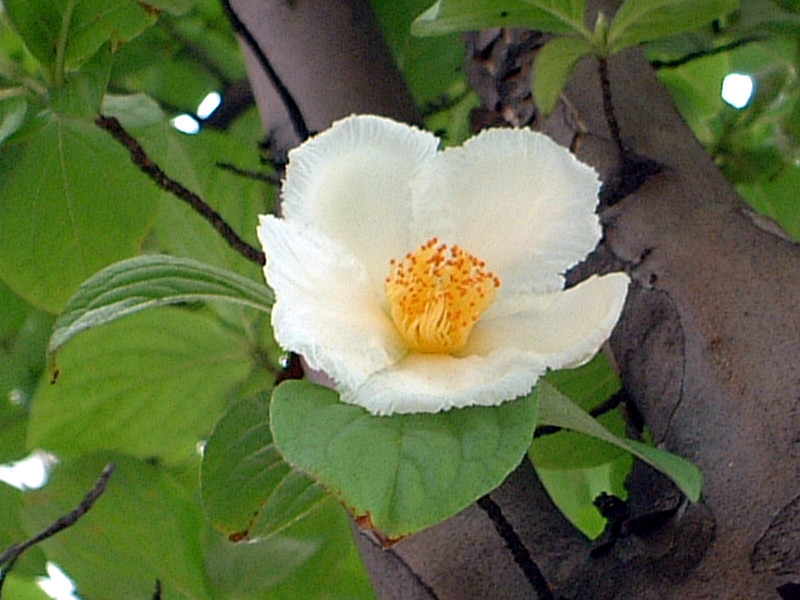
[411,129,602,293]
[343,351,547,416]
[344,274,628,415]
[466,272,630,369]
[281,115,439,296]
[257,215,406,390]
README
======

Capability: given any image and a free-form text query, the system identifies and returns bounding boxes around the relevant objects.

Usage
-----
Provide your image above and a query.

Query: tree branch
[220,0,311,142]
[95,115,266,266]
[0,463,116,591]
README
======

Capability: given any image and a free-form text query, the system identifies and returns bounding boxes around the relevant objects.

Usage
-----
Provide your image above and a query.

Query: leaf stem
[54,0,77,87]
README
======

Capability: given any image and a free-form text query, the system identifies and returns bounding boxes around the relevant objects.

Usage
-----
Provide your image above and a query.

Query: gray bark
[230,0,800,597]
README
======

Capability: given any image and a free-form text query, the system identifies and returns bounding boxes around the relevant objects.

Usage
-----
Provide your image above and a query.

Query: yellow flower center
[385,238,501,354]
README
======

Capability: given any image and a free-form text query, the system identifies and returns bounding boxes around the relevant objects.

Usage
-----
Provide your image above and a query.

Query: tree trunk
[230,0,800,597]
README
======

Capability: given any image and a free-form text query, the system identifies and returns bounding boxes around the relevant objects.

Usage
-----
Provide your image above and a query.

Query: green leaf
[737,164,800,243]
[201,395,326,542]
[532,409,630,470]
[0,282,53,463]
[22,453,212,600]
[145,0,195,15]
[0,575,53,600]
[534,36,594,115]
[3,0,157,74]
[0,112,158,313]
[144,118,272,281]
[412,0,589,38]
[544,352,622,410]
[109,15,243,115]
[254,498,376,600]
[0,483,47,577]
[371,0,467,108]
[533,353,628,470]
[530,354,631,538]
[270,379,538,538]
[607,0,739,53]
[31,307,265,466]
[535,380,703,501]
[99,94,272,282]
[204,532,321,597]
[49,43,112,118]
[655,50,730,145]
[48,254,273,361]
[0,96,28,146]
[535,454,632,539]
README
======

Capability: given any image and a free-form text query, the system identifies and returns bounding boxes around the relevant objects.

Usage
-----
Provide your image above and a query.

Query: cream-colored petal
[411,128,602,293]
[281,115,439,298]
[257,215,407,391]
[466,273,630,369]
[343,350,547,416]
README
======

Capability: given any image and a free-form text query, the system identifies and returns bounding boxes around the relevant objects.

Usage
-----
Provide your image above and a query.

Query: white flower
[258,115,629,416]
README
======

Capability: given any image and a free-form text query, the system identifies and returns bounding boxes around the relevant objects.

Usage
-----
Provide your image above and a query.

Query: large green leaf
[31,307,267,466]
[0,112,158,313]
[270,379,538,538]
[533,36,594,115]
[535,380,702,501]
[607,0,739,53]
[48,254,273,361]
[412,0,589,38]
[22,453,212,600]
[201,395,326,542]
[3,0,157,73]
[260,498,377,600]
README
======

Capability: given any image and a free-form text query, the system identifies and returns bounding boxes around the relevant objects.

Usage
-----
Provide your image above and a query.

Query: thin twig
[220,0,310,142]
[216,161,280,185]
[0,463,116,591]
[650,36,763,70]
[95,115,266,266]
[477,495,554,600]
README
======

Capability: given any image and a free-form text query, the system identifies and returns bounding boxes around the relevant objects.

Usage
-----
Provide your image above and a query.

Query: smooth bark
[231,0,800,597]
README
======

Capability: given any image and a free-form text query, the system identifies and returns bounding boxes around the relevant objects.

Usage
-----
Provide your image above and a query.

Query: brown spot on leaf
[228,530,249,543]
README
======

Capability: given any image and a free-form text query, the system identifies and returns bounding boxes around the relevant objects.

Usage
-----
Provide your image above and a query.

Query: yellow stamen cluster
[385,238,501,354]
